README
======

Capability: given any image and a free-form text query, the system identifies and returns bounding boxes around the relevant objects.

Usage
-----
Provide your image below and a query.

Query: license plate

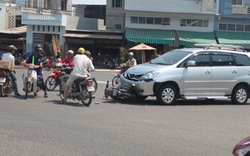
[0,77,6,83]
[87,86,95,92]
[112,88,118,96]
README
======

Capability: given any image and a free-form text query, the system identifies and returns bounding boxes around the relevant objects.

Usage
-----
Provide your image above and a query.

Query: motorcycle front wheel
[80,87,92,107]
[112,75,121,87]
[24,83,30,99]
[45,76,57,91]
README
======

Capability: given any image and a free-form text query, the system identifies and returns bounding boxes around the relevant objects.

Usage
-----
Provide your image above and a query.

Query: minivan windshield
[151,50,191,65]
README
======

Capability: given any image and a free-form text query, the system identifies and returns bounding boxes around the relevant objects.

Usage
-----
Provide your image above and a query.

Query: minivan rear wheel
[231,85,249,104]
[157,84,177,105]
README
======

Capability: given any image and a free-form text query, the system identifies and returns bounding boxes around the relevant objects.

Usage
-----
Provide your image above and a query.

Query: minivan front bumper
[120,74,155,96]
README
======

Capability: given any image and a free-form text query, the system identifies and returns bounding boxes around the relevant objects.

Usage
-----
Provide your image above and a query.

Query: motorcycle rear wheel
[59,85,64,101]
[45,76,57,91]
[80,88,92,106]
[0,85,5,97]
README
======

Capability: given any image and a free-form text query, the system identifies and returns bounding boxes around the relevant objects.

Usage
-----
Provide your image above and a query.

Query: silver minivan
[119,44,250,104]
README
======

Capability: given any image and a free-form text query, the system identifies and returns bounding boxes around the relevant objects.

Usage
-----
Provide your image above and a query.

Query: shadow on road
[101,97,246,106]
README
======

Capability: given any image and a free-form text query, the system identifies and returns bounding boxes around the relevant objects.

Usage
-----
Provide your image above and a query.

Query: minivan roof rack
[193,44,246,52]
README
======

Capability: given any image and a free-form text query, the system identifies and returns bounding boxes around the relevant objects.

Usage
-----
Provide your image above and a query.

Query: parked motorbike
[44,56,61,71]
[0,68,14,97]
[59,67,95,106]
[22,64,41,99]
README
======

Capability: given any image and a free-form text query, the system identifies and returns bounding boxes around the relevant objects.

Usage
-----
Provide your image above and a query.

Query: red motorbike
[45,63,63,91]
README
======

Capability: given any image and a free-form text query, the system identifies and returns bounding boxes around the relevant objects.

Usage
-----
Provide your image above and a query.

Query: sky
[72,0,106,5]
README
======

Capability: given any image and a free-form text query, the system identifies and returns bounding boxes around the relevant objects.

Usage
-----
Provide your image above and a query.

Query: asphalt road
[0,68,249,156]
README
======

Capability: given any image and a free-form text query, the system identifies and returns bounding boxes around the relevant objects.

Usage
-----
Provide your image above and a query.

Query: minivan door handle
[232,70,237,74]
[205,70,211,74]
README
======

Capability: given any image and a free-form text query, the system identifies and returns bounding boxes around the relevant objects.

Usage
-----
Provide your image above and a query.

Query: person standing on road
[62,47,95,103]
[21,45,48,98]
[1,45,21,96]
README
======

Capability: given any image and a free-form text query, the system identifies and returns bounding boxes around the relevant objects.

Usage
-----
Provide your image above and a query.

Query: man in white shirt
[63,47,95,103]
[1,45,21,96]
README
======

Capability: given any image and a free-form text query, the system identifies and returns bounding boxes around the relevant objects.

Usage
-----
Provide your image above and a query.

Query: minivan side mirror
[186,60,196,67]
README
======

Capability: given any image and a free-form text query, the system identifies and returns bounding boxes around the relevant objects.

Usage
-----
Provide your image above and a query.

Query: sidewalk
[14,65,120,72]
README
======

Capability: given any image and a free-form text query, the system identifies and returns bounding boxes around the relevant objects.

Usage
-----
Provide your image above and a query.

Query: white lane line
[97,81,109,84]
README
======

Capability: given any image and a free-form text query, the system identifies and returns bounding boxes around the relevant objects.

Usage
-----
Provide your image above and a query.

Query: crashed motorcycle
[104,80,148,101]
[0,68,14,97]
[59,67,95,106]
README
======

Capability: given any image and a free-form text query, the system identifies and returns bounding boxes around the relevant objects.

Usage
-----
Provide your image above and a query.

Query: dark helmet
[34,44,43,51]
[7,45,17,52]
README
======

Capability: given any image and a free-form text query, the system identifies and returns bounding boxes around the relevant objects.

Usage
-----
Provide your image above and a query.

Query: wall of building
[106,0,125,30]
[66,16,105,30]
[125,0,215,14]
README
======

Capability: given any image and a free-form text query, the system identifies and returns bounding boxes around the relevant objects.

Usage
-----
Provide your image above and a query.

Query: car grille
[124,72,142,81]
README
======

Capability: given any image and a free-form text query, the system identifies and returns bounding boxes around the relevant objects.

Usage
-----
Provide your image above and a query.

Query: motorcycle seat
[74,77,87,84]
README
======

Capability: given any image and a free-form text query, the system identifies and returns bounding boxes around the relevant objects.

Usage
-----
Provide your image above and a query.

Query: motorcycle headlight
[139,71,159,82]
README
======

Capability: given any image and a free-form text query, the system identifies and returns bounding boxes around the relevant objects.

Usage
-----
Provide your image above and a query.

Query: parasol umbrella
[129,43,156,63]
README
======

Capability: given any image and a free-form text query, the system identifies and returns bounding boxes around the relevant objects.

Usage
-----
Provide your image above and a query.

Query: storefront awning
[215,31,250,49]
[125,28,174,44]
[176,31,217,46]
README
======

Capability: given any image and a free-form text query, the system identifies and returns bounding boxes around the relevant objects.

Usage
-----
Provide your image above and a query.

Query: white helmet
[67,50,74,55]
[128,52,134,56]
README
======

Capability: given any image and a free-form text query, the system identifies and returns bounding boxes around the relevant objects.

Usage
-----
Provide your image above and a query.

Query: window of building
[154,18,162,24]
[228,24,236,31]
[139,17,146,24]
[232,0,242,5]
[0,8,2,11]
[131,16,138,23]
[180,19,208,27]
[61,0,67,11]
[146,17,154,24]
[219,24,227,30]
[115,24,121,29]
[236,24,244,31]
[112,0,122,8]
[245,25,250,31]
[162,18,170,25]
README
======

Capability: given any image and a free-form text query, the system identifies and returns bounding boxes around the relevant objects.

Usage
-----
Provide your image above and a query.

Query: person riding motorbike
[21,45,48,98]
[62,47,95,103]
[60,50,74,67]
[85,50,93,61]
[1,45,21,96]
[118,52,137,76]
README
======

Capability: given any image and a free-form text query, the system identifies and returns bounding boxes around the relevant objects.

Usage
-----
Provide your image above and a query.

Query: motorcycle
[22,64,41,99]
[44,56,61,71]
[45,63,63,91]
[233,136,250,156]
[111,63,128,87]
[59,67,95,106]
[104,80,148,101]
[45,63,98,93]
[0,68,14,97]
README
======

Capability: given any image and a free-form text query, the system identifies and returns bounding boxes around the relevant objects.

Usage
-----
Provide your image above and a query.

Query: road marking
[97,81,109,84]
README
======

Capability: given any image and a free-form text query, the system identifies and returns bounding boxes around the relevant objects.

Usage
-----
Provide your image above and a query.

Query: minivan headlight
[139,71,159,81]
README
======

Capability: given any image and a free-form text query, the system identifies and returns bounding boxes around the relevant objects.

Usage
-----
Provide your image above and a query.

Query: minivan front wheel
[231,85,249,104]
[157,84,177,105]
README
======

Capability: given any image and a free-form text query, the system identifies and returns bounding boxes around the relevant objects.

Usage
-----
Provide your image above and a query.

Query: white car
[119,44,250,105]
